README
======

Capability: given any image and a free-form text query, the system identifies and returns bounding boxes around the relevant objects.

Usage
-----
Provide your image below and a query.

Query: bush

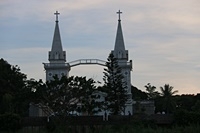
[174,109,200,126]
[0,113,21,132]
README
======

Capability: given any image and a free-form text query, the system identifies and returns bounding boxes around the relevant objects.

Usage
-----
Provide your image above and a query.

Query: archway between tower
[69,59,106,85]
[69,59,106,67]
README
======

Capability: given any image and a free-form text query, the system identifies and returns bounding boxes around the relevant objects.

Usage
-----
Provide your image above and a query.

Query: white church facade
[42,10,133,115]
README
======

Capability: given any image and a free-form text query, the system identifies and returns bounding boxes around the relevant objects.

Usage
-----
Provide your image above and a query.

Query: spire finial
[54,11,60,22]
[116,10,122,21]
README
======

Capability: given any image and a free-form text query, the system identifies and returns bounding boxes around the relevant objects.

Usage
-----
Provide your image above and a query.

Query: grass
[4,124,199,133]
[96,124,200,133]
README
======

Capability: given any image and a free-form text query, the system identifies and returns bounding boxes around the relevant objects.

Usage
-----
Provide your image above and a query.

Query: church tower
[111,10,133,114]
[43,11,70,81]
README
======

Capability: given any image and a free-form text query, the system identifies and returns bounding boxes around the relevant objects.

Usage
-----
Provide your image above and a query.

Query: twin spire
[49,10,127,62]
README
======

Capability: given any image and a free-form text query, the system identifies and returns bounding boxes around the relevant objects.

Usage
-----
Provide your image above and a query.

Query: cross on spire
[54,11,60,22]
[116,10,122,21]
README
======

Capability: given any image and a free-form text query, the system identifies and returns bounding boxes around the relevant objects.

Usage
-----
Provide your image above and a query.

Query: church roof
[114,10,125,52]
[49,11,66,62]
[51,18,63,52]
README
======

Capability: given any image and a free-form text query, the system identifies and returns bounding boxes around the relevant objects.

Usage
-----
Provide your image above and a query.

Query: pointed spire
[49,11,66,62]
[113,10,127,60]
[114,11,125,51]
[51,17,63,52]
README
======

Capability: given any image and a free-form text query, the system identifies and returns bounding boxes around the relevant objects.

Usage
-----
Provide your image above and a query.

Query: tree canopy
[102,53,128,115]
[131,86,147,100]
[0,58,30,116]
[1,57,200,118]
[159,84,178,114]
[30,75,102,116]
[145,83,159,100]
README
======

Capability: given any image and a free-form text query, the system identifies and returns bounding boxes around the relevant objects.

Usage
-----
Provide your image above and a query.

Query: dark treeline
[1,57,200,116]
[132,84,200,114]
[1,57,200,132]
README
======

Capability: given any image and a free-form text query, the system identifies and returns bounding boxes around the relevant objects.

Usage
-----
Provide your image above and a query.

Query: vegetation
[102,53,128,115]
[94,124,200,133]
[7,122,200,133]
[145,83,159,100]
[131,86,148,100]
[0,58,31,116]
[174,109,200,126]
[159,84,178,114]
[0,113,21,132]
[1,58,200,132]
[29,75,103,117]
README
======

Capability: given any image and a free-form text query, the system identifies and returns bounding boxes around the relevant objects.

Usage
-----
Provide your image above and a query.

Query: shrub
[0,113,21,132]
[174,109,200,126]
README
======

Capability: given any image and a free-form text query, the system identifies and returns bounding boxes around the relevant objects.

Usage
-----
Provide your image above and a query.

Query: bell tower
[111,10,133,114]
[43,11,70,81]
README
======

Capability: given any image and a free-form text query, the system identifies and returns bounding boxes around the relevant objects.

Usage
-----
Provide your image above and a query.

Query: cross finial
[54,11,60,22]
[116,10,122,21]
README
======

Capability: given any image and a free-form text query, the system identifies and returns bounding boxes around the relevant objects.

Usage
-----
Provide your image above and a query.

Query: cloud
[1,0,200,94]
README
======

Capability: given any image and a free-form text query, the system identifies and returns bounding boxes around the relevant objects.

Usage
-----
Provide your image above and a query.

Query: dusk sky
[1,0,200,94]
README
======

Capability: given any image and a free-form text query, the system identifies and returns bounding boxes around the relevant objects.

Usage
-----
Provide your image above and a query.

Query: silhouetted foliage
[191,100,200,112]
[131,86,147,100]
[75,77,103,115]
[0,58,30,116]
[159,84,178,114]
[31,76,102,116]
[0,113,21,132]
[174,109,200,126]
[174,94,195,111]
[103,53,128,115]
[145,83,159,100]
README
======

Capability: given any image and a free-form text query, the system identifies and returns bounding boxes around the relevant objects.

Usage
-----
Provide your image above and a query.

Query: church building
[111,10,133,114]
[42,10,133,115]
[43,11,70,81]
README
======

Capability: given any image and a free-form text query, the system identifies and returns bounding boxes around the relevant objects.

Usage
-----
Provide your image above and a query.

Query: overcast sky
[1,0,200,94]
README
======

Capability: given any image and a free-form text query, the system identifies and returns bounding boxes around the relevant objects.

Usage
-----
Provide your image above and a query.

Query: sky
[0,0,200,94]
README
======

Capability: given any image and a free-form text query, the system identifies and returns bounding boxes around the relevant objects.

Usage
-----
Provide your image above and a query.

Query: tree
[32,75,101,116]
[0,58,30,116]
[77,77,102,115]
[174,94,195,111]
[192,100,200,112]
[145,83,159,100]
[160,84,178,114]
[103,53,128,115]
[131,86,147,100]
